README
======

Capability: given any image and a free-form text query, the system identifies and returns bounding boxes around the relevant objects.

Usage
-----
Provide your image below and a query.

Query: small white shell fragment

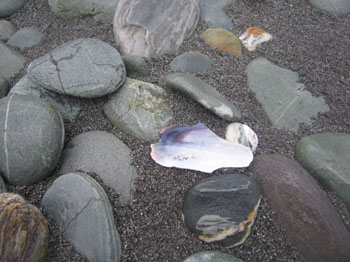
[225,123,258,152]
[239,27,272,51]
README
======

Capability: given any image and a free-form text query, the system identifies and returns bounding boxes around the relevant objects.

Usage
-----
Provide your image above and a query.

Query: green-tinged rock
[296,133,350,206]
[0,41,27,79]
[122,55,150,77]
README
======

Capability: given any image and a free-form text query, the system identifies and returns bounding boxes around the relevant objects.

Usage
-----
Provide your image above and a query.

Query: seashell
[225,123,258,152]
[150,123,253,173]
[239,27,272,51]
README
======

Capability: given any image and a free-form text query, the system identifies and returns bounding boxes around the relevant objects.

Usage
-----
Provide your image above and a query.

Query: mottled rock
[0,193,48,262]
[59,131,137,204]
[252,154,350,262]
[183,174,260,247]
[41,172,121,262]
[0,74,8,98]
[0,20,16,41]
[104,78,173,141]
[113,0,200,57]
[225,123,258,152]
[166,73,241,121]
[0,95,64,185]
[183,251,244,262]
[7,26,44,50]
[170,51,213,73]
[122,54,150,77]
[296,133,350,206]
[309,0,350,14]
[246,57,329,132]
[201,28,242,56]
[28,38,126,98]
[0,0,25,17]
[0,176,6,193]
[0,41,27,79]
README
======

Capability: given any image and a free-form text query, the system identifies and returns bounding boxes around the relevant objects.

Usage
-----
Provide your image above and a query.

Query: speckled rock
[252,154,350,262]
[0,95,64,185]
[7,26,44,50]
[0,20,16,41]
[104,78,173,141]
[170,51,213,73]
[122,54,150,77]
[0,41,27,79]
[113,0,199,57]
[0,74,8,98]
[183,174,260,247]
[166,73,241,121]
[309,0,350,14]
[0,193,48,262]
[183,251,244,262]
[0,0,25,17]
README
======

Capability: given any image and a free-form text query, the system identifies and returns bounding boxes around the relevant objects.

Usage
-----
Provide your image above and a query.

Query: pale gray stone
[309,0,350,14]
[0,20,16,41]
[184,251,244,262]
[27,38,126,98]
[0,74,8,98]
[104,78,173,141]
[7,27,44,50]
[246,57,329,132]
[199,6,233,30]
[122,54,149,77]
[41,172,121,262]
[170,51,213,73]
[0,41,27,79]
[0,0,25,17]
[113,0,200,57]
[166,73,241,121]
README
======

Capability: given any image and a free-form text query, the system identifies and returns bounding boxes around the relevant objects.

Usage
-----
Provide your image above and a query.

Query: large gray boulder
[309,0,350,14]
[113,0,199,57]
[0,95,64,185]
[0,41,27,79]
[28,38,126,98]
[41,172,121,262]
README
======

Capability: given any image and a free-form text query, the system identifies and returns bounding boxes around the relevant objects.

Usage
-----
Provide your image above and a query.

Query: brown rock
[251,154,350,262]
[201,28,242,56]
[0,193,48,262]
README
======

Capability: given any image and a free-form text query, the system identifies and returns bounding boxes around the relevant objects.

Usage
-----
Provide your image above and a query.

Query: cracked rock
[41,172,121,262]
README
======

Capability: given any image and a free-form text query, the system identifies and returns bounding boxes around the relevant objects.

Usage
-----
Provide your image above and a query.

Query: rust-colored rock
[0,193,48,262]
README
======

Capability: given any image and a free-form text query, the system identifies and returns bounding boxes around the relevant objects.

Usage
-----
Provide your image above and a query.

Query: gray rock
[7,26,44,50]
[166,73,241,121]
[199,6,233,30]
[0,74,8,98]
[59,131,137,205]
[196,0,236,9]
[49,0,119,23]
[309,0,350,14]
[28,38,126,98]
[246,57,329,132]
[183,251,244,262]
[0,20,16,41]
[41,172,121,262]
[251,154,350,262]
[0,41,27,79]
[122,54,150,77]
[0,0,25,17]
[104,78,173,141]
[183,174,260,247]
[296,133,350,206]
[10,75,81,121]
[113,0,199,57]
[170,51,213,73]
[0,95,64,185]
[0,176,7,193]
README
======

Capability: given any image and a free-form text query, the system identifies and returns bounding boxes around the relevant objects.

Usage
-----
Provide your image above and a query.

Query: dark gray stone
[166,73,241,121]
[0,20,16,41]
[170,51,213,73]
[0,95,64,185]
[309,0,350,14]
[296,133,350,206]
[122,54,150,77]
[0,176,7,193]
[7,27,44,50]
[0,0,25,17]
[251,154,350,262]
[0,74,8,98]
[183,174,260,247]
[0,41,27,79]
[183,251,244,262]
[246,57,329,132]
[59,131,137,205]
[199,6,233,30]
[28,38,126,98]
[104,78,173,141]
[41,172,121,262]
[113,0,199,57]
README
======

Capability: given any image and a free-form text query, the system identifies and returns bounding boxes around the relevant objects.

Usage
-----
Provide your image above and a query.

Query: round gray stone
[0,95,64,185]
[7,27,44,50]
[309,0,350,14]
[170,51,213,73]
[27,38,126,98]
[41,172,121,262]
[183,251,244,262]
[0,0,25,17]
[0,74,8,98]
[122,54,150,77]
[0,41,27,79]
[0,20,16,41]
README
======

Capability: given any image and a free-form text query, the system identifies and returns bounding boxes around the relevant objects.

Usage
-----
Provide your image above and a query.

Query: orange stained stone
[245,27,266,35]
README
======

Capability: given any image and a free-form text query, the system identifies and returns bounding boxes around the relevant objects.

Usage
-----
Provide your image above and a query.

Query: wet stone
[183,174,260,247]
[170,51,213,73]
[7,26,44,50]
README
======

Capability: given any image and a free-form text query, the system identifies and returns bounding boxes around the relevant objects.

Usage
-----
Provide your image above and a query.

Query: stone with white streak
[225,123,258,152]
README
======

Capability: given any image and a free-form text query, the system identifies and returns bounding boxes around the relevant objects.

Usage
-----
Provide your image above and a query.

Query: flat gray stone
[246,57,329,132]
[199,6,233,30]
[49,0,119,23]
[0,41,27,79]
[0,95,64,185]
[59,131,137,205]
[0,0,25,17]
[170,51,213,73]
[41,172,121,262]
[296,133,350,206]
[7,27,44,50]
[166,73,241,121]
[0,74,8,98]
[252,154,350,262]
[104,78,173,141]
[183,251,244,262]
[309,0,350,14]
[122,54,149,77]
[113,0,199,57]
[28,38,126,98]
[183,174,260,247]
[0,20,16,41]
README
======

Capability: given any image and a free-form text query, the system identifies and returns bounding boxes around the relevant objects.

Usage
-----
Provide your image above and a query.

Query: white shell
[225,123,258,152]
[239,27,272,51]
